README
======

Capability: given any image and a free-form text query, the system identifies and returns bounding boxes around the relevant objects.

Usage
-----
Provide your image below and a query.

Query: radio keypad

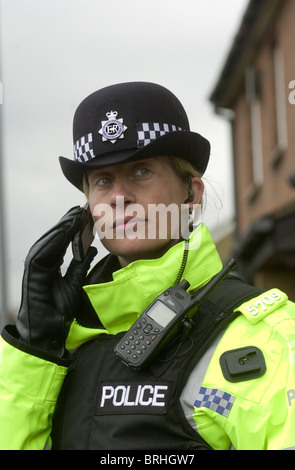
[120,319,159,361]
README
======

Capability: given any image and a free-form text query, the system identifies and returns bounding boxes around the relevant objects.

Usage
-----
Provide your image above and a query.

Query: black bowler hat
[59,82,211,190]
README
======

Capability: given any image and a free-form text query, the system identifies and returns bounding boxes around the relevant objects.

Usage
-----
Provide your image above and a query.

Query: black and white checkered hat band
[73,123,183,163]
[73,133,95,163]
[137,122,183,148]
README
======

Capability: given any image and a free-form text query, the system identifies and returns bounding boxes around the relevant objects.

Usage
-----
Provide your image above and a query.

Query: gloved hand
[15,206,97,359]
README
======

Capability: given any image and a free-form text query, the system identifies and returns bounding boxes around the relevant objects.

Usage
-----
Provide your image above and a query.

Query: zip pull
[214,312,226,323]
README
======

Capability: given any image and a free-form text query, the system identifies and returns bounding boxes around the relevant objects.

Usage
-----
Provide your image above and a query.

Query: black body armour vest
[51,276,262,450]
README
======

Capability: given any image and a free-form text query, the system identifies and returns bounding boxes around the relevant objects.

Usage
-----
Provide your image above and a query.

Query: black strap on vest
[202,273,264,313]
[150,274,263,379]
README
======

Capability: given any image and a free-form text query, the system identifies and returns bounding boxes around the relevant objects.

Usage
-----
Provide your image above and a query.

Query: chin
[101,237,178,264]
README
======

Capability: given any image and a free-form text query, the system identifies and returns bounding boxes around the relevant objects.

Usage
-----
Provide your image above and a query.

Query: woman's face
[88,157,203,267]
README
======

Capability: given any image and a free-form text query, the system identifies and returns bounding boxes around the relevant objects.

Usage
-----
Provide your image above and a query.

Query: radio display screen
[147,301,177,328]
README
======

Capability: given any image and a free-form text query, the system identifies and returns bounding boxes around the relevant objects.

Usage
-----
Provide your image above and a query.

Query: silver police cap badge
[99,110,128,144]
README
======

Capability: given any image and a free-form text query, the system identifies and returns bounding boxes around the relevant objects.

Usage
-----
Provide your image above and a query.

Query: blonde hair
[168,156,202,181]
[83,173,89,198]
[168,156,205,208]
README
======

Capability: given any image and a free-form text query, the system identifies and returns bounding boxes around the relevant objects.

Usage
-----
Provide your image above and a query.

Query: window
[245,66,264,193]
[271,43,288,166]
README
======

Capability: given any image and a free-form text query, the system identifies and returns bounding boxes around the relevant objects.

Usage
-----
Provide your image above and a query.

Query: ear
[190,176,204,205]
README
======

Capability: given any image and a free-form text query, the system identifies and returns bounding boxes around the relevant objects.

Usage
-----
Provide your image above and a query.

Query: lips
[113,217,146,229]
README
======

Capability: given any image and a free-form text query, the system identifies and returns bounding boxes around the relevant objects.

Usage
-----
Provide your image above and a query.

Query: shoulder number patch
[235,289,288,324]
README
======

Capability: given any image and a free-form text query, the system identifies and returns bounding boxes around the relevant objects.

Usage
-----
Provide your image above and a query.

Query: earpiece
[184,174,194,204]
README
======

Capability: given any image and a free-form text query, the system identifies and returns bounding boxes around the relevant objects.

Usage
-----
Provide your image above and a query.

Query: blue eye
[96,176,112,186]
[135,168,151,176]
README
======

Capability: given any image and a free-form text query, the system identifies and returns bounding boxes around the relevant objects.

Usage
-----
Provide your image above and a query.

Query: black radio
[114,259,236,370]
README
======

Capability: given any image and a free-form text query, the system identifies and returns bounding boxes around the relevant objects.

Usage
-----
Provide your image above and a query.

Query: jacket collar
[67,224,222,348]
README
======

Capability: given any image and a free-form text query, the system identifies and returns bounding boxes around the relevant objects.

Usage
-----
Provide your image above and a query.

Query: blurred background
[1,0,294,329]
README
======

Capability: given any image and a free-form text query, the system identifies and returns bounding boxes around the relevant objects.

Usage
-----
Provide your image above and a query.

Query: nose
[109,178,136,207]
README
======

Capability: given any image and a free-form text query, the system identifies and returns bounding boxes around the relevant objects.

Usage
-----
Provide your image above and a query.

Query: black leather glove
[14,206,97,359]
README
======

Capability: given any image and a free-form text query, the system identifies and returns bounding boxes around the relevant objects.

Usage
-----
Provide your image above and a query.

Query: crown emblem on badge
[106,110,118,120]
[99,110,127,144]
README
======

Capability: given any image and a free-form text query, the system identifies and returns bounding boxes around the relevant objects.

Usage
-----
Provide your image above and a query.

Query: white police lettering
[97,382,170,415]
[100,384,168,407]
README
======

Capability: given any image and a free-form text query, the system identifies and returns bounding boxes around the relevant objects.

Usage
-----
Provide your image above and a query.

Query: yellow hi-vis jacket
[0,224,294,450]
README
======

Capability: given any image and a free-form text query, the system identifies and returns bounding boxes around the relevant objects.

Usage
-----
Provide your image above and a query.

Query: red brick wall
[232,0,295,235]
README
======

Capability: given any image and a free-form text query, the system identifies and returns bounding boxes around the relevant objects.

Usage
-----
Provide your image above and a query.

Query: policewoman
[1,82,295,450]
